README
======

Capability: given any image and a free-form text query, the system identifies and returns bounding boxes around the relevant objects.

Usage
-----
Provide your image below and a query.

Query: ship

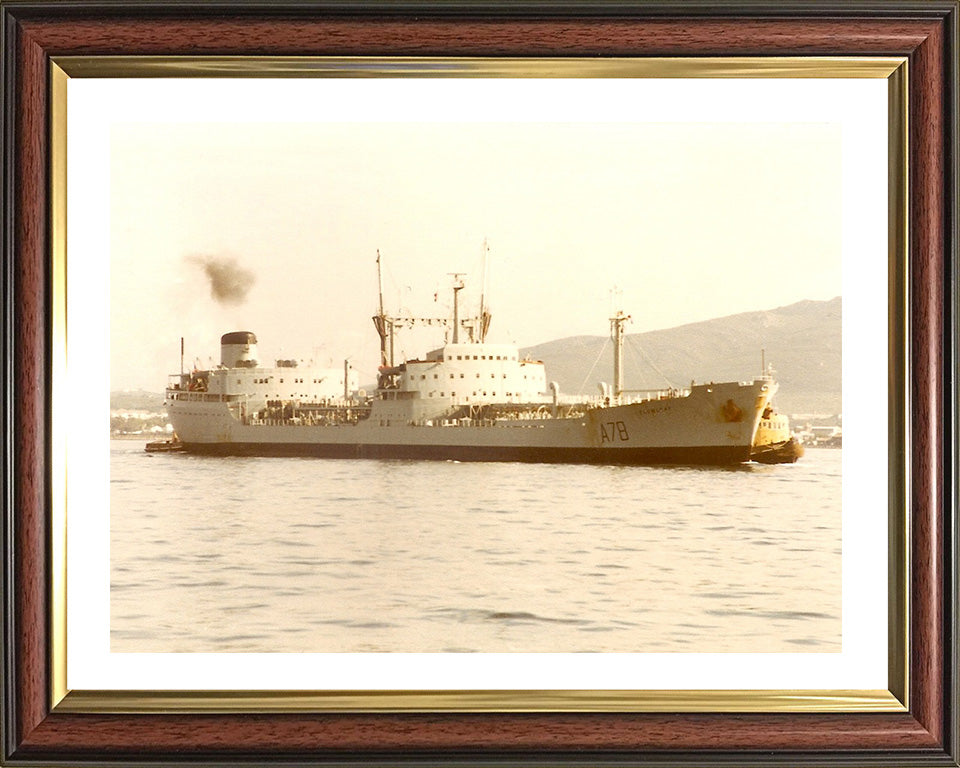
[165,258,778,465]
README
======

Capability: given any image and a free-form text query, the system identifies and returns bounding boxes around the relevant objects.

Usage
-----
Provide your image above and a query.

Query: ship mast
[373,250,394,368]
[610,290,631,402]
[479,238,489,342]
[449,273,465,343]
[373,253,488,375]
[377,250,385,320]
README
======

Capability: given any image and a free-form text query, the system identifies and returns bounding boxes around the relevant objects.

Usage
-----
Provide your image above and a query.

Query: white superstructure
[170,331,359,408]
[398,343,546,406]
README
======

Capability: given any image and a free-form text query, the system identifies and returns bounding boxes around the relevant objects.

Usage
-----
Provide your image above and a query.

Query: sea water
[110,441,841,653]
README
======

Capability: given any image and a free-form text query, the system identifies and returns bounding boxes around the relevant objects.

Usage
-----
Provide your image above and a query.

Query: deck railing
[166,390,245,403]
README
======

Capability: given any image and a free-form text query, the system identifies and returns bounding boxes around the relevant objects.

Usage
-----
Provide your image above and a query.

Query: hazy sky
[110,119,841,391]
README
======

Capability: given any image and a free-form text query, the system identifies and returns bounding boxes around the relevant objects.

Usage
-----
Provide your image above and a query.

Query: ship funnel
[220,331,258,368]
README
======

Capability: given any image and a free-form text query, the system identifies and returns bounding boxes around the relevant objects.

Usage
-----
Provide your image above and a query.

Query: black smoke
[187,255,255,306]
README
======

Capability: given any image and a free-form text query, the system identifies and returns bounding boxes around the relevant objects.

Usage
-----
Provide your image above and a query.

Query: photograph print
[101,76,867,659]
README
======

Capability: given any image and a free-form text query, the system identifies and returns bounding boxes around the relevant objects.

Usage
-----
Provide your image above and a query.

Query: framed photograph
[2,2,957,766]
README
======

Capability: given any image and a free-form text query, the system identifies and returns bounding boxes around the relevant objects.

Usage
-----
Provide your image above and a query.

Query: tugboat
[144,435,185,453]
[751,403,804,464]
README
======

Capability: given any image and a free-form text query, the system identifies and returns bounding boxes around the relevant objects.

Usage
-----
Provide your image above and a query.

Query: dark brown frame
[2,2,957,765]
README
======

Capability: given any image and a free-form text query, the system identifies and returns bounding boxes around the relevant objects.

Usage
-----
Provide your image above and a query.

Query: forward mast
[373,249,492,386]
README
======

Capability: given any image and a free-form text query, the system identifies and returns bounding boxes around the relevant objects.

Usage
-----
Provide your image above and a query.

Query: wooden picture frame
[2,1,957,765]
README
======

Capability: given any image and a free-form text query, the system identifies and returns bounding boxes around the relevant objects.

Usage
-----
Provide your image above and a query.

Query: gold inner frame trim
[50,61,69,711]
[53,55,905,79]
[886,60,910,709]
[56,688,903,714]
[49,55,910,715]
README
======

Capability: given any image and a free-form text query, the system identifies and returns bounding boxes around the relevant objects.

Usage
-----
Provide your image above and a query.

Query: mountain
[521,297,841,416]
[110,389,166,412]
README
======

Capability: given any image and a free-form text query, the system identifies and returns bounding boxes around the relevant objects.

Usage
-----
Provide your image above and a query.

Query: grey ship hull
[168,379,773,466]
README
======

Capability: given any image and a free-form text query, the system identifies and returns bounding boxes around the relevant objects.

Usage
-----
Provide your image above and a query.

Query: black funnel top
[221,331,257,345]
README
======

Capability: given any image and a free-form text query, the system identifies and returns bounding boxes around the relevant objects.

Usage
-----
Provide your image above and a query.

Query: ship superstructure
[176,331,359,402]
